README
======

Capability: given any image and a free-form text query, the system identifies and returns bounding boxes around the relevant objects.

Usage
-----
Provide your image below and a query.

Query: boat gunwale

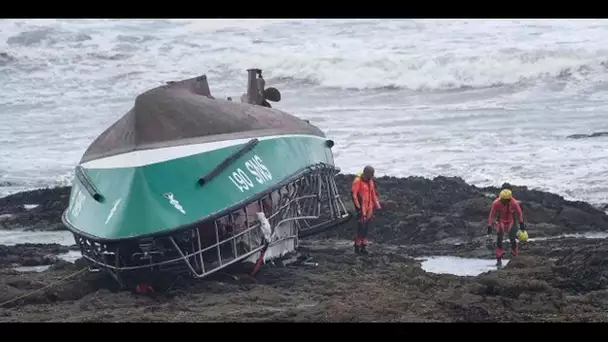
[61,162,344,243]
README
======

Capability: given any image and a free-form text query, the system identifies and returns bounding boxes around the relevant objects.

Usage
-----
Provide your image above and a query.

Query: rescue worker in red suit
[495,182,522,234]
[488,189,526,267]
[352,166,381,255]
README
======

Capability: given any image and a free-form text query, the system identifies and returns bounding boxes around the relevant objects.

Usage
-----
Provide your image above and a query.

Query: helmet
[517,230,529,242]
[501,182,513,191]
[363,165,375,179]
[499,189,512,200]
[355,171,363,177]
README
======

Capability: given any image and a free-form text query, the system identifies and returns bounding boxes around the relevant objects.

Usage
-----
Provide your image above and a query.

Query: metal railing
[73,163,350,285]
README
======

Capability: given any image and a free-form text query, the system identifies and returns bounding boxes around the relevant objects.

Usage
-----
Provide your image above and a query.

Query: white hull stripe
[80,134,327,169]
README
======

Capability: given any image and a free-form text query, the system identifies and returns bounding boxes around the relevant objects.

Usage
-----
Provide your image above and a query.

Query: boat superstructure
[62,68,350,286]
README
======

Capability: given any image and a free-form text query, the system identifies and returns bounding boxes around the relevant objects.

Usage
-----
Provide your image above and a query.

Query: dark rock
[567,131,608,140]
[553,243,608,293]
[49,259,73,271]
[317,174,608,244]
[481,184,608,227]
[0,187,70,231]
[0,243,70,267]
[4,175,606,238]
[0,175,607,321]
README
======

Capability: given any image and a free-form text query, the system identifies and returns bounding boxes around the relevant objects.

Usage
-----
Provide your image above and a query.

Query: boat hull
[63,134,335,241]
[62,133,351,285]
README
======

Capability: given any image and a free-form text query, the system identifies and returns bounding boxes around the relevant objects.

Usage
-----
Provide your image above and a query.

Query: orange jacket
[352,176,381,218]
[488,198,523,226]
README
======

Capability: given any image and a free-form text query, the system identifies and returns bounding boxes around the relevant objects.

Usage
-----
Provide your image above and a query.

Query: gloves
[487,226,492,235]
[520,222,526,231]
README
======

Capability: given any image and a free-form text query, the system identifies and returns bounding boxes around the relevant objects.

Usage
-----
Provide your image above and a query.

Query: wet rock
[0,187,70,231]
[0,237,607,322]
[553,242,608,293]
[556,206,606,230]
[0,243,70,267]
[49,259,72,271]
[0,205,26,216]
[0,266,105,309]
[1,176,608,321]
[320,174,608,244]
[451,197,493,218]
[4,174,607,237]
[440,302,491,322]
[483,185,608,228]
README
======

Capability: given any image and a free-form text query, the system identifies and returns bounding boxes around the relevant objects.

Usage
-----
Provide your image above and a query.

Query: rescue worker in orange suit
[352,166,381,255]
[488,189,526,267]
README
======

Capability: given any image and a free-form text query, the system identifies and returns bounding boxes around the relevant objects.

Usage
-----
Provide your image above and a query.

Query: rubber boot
[360,244,369,255]
[495,248,503,267]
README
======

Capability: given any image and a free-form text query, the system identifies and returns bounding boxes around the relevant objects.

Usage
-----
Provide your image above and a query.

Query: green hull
[63,134,334,241]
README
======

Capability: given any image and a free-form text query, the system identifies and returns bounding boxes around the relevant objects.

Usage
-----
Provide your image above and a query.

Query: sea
[1,19,608,205]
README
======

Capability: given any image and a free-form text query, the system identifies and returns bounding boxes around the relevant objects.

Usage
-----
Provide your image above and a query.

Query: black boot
[360,244,369,255]
[496,258,502,267]
[354,245,360,254]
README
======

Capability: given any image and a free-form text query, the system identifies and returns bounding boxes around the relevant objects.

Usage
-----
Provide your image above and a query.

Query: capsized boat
[62,68,350,286]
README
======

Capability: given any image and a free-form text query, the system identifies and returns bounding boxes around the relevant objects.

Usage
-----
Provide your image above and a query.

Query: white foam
[418,256,509,277]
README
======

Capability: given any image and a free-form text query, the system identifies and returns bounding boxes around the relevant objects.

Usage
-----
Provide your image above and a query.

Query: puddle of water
[59,250,82,263]
[417,256,509,277]
[529,232,608,242]
[14,265,52,273]
[0,230,75,246]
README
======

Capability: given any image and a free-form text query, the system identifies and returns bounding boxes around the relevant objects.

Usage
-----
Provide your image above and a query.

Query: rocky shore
[1,174,607,322]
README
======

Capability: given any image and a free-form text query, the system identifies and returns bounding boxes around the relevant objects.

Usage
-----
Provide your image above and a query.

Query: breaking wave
[254,51,608,92]
[2,20,608,93]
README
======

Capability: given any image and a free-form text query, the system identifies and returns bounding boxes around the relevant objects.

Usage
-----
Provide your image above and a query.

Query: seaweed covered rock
[553,242,608,293]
